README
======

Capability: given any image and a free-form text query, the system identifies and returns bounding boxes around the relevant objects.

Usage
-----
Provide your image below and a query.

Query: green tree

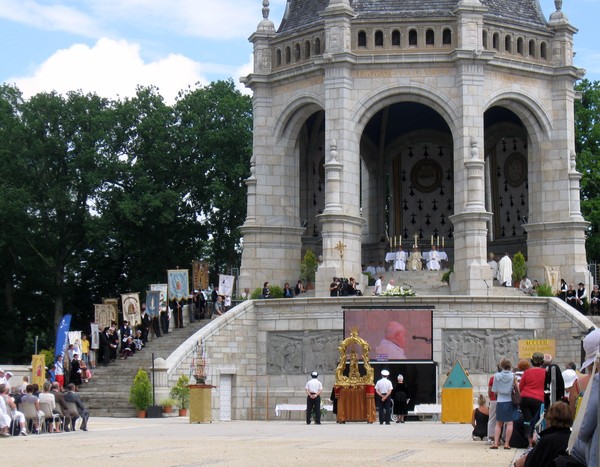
[575,79,600,260]
[174,80,252,281]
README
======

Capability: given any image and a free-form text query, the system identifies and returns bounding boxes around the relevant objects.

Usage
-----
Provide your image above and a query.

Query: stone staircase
[79,317,210,417]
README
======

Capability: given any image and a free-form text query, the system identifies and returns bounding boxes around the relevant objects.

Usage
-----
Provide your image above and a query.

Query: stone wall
[156,296,594,421]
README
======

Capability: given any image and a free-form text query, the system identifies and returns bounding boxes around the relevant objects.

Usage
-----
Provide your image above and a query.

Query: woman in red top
[519,352,546,447]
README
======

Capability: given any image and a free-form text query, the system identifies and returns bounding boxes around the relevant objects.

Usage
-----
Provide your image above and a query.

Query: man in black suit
[50,382,72,432]
[99,327,111,366]
[64,384,89,431]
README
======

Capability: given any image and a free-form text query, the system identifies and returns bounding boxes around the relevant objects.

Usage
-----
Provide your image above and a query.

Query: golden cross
[334,240,346,259]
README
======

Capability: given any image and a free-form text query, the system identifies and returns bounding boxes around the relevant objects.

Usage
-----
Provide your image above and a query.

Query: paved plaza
[2,416,523,466]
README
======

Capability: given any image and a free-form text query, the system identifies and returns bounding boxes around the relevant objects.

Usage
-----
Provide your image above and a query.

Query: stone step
[78,319,210,417]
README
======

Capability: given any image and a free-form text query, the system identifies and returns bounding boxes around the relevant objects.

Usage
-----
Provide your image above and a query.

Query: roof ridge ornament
[256,0,275,33]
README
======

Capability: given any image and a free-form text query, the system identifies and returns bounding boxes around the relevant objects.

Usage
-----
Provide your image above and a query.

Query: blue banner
[146,290,161,318]
[54,314,72,359]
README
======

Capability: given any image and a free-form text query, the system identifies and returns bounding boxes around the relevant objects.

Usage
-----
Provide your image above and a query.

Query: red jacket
[519,367,546,402]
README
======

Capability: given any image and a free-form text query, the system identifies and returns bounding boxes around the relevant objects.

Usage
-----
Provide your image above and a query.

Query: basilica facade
[239,0,589,295]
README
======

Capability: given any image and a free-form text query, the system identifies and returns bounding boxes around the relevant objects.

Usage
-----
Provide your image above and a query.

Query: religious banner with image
[31,354,46,388]
[150,284,168,311]
[146,290,161,318]
[121,293,141,326]
[219,274,235,297]
[192,260,209,292]
[167,269,189,302]
[90,323,100,350]
[95,304,116,330]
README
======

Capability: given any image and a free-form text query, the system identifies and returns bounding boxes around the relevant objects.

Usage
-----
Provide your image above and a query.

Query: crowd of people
[0,376,89,437]
[469,329,600,467]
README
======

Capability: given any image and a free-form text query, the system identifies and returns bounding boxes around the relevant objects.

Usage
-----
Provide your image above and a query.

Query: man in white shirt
[519,277,533,294]
[375,369,393,424]
[365,262,377,275]
[386,279,396,292]
[305,371,323,425]
[373,276,383,296]
[376,262,386,274]
[488,253,498,280]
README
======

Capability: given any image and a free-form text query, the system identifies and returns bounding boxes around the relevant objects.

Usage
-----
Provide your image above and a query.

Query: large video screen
[344,308,433,361]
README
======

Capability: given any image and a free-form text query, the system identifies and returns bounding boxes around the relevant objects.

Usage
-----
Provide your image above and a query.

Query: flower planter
[178,408,188,416]
[137,410,147,418]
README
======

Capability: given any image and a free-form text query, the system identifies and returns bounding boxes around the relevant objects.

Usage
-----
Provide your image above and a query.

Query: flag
[146,290,161,317]
[121,293,141,326]
[54,314,72,359]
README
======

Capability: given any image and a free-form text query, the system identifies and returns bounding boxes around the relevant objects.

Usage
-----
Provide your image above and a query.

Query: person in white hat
[305,371,323,425]
[375,369,393,424]
[570,329,600,467]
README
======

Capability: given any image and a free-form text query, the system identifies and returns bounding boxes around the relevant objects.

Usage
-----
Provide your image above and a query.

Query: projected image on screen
[344,309,433,361]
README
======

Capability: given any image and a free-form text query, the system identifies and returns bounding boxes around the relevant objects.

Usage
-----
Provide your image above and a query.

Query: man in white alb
[426,245,441,270]
[497,253,513,287]
[394,247,407,271]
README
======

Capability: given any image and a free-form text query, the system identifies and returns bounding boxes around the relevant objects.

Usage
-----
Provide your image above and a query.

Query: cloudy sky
[0,0,598,103]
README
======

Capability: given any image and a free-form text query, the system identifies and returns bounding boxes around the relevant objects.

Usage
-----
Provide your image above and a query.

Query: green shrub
[251,285,283,299]
[512,252,526,283]
[301,250,318,284]
[535,283,554,297]
[129,368,152,411]
[441,266,454,285]
[170,374,190,409]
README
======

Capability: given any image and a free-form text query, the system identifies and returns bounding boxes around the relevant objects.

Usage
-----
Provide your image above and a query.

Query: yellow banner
[518,339,556,359]
[31,354,46,388]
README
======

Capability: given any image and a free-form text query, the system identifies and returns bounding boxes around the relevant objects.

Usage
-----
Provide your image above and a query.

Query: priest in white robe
[426,245,441,271]
[497,253,513,287]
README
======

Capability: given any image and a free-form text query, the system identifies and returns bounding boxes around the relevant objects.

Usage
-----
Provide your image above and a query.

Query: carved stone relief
[267,330,343,375]
[443,329,534,374]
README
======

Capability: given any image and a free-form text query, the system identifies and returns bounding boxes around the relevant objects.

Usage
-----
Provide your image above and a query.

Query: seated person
[119,320,132,339]
[386,279,397,292]
[426,245,441,271]
[20,384,44,433]
[514,401,573,467]
[294,280,305,295]
[365,262,377,275]
[565,283,577,308]
[63,383,89,432]
[471,394,489,441]
[376,262,386,274]
[132,330,144,351]
[0,383,27,436]
[120,336,136,360]
[406,246,423,271]
[519,276,534,294]
[590,284,600,315]
[394,247,407,271]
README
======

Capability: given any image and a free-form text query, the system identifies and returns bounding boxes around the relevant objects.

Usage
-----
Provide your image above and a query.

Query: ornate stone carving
[443,329,534,374]
[267,330,343,375]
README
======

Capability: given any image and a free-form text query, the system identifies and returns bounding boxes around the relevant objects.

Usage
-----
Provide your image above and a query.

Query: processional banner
[192,260,209,291]
[150,284,168,311]
[121,293,141,326]
[54,314,72,359]
[95,304,116,330]
[102,298,119,325]
[168,269,189,302]
[90,323,100,350]
[219,274,235,297]
[31,354,46,387]
[146,290,161,318]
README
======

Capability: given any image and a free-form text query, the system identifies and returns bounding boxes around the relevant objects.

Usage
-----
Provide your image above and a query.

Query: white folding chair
[39,401,61,433]
[20,402,45,434]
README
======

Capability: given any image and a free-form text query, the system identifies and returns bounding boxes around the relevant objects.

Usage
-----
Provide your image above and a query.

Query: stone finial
[470,138,479,159]
[329,139,338,162]
[570,151,577,171]
[555,0,562,12]
[256,0,275,32]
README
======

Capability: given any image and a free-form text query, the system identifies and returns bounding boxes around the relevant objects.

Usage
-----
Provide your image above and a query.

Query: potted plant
[129,368,152,417]
[171,374,190,416]
[300,250,318,288]
[512,251,527,286]
[160,397,177,414]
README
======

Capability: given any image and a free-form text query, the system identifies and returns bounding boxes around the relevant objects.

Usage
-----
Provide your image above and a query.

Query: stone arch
[353,85,460,139]
[485,91,552,138]
[273,94,325,141]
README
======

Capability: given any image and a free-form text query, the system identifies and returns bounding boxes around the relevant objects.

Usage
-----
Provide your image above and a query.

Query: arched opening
[305,41,311,59]
[483,106,529,254]
[482,30,488,49]
[517,38,524,56]
[285,46,291,64]
[425,29,435,46]
[540,42,548,60]
[442,28,452,45]
[314,38,321,55]
[408,29,418,46]
[375,30,384,47]
[504,35,512,54]
[358,31,367,48]
[276,49,282,67]
[492,33,499,50]
[359,102,454,262]
[294,43,301,61]
[392,30,400,46]
[528,40,536,58]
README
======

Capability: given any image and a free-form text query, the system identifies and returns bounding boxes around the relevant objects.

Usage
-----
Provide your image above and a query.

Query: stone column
[315,0,364,296]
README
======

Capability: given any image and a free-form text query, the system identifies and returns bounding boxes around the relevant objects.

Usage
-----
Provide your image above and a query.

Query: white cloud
[234,54,254,96]
[9,38,209,103]
[0,0,104,37]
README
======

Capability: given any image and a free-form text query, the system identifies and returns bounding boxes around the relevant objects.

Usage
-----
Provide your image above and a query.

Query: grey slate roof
[277,0,548,34]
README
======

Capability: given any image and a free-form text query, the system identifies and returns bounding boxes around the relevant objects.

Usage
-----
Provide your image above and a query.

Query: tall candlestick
[390,237,393,249]
[414,233,418,247]
[437,236,440,247]
[431,235,433,246]
[442,236,445,249]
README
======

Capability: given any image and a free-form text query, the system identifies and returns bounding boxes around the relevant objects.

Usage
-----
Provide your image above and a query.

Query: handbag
[511,384,521,405]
